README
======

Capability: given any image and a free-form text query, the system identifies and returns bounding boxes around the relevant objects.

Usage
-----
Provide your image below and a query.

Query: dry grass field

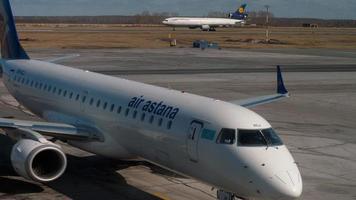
[17,24,356,49]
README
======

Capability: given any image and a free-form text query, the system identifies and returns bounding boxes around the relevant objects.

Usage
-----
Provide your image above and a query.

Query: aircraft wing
[0,117,101,141]
[230,66,289,108]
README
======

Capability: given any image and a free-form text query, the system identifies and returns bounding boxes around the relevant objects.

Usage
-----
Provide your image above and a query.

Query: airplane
[0,0,302,200]
[162,4,248,31]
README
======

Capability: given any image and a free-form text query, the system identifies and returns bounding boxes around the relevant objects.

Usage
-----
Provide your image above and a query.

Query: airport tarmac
[1,48,356,200]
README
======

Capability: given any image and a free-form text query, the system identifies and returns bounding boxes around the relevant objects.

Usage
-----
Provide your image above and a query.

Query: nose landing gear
[209,28,216,31]
[217,189,235,200]
[217,189,246,200]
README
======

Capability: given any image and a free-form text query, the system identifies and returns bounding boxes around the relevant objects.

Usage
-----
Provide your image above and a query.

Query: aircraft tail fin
[229,4,248,20]
[0,0,29,59]
[236,4,247,14]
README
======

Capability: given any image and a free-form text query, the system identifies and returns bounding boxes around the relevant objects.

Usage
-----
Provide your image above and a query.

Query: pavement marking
[153,192,171,200]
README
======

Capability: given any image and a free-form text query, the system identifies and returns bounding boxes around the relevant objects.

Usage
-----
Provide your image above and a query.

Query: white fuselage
[162,17,243,28]
[1,59,302,200]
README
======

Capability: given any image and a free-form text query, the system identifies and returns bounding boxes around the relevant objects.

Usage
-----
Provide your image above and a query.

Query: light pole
[265,5,270,42]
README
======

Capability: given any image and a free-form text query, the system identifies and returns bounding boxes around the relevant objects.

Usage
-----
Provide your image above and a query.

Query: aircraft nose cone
[274,169,303,199]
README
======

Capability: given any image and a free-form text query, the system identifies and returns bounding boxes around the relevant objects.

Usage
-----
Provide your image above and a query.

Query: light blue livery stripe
[201,129,216,140]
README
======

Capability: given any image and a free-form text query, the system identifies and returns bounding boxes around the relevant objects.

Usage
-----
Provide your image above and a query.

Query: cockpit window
[237,128,284,147]
[216,128,236,144]
[238,130,266,146]
[261,128,283,146]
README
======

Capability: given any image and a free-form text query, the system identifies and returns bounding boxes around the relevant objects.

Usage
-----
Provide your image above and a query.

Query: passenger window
[217,128,236,145]
[149,115,154,124]
[158,118,163,127]
[133,110,137,119]
[82,96,86,103]
[117,106,122,114]
[89,98,94,105]
[53,87,57,93]
[167,121,172,129]
[63,90,67,97]
[43,84,47,90]
[35,82,38,88]
[26,79,29,85]
[69,92,73,99]
[58,89,62,95]
[39,83,43,89]
[125,108,130,116]
[110,104,115,112]
[76,94,80,101]
[141,113,145,121]
[96,100,101,107]
[103,102,107,110]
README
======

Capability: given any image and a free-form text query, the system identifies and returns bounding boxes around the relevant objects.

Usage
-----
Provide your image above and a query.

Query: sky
[11,0,356,20]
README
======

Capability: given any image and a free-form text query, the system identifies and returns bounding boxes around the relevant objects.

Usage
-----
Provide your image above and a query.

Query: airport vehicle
[162,4,248,31]
[193,40,220,49]
[0,0,302,199]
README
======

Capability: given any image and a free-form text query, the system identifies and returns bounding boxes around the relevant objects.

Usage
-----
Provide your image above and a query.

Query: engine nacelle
[201,25,210,31]
[11,139,67,182]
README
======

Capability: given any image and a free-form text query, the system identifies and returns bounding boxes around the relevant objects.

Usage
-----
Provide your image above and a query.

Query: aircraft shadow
[0,134,184,200]
[0,177,44,194]
[47,155,164,200]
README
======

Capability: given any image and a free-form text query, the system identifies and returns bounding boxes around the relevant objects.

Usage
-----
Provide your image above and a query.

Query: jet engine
[201,25,210,31]
[11,139,67,182]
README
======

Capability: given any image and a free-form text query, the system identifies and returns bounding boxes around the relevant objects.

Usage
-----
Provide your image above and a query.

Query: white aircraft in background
[0,0,302,200]
[162,4,248,31]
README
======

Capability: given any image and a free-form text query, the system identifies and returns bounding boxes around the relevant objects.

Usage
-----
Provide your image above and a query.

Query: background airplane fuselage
[163,17,243,28]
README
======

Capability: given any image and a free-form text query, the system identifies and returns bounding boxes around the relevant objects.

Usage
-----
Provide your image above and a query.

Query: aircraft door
[8,69,15,84]
[8,69,18,92]
[187,120,203,162]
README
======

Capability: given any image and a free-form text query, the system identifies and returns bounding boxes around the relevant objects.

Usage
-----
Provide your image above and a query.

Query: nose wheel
[217,189,246,200]
[217,189,234,200]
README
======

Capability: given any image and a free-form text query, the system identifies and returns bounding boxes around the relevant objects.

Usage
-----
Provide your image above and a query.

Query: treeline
[266,18,356,27]
[207,10,274,19]
[15,11,356,27]
[16,15,166,25]
[15,11,175,25]
[208,11,356,27]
